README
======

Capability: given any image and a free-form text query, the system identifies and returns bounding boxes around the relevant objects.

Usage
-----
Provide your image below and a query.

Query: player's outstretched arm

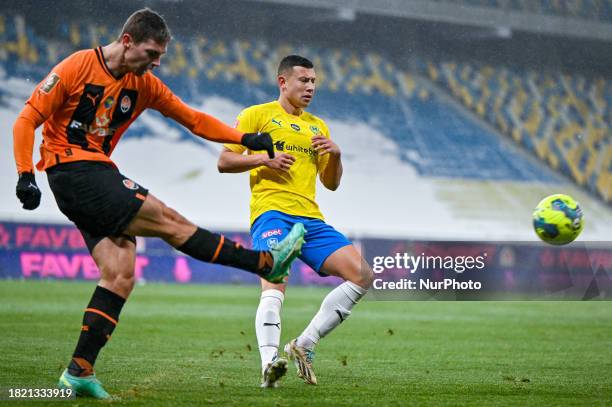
[152,85,274,157]
[13,104,45,210]
[217,148,295,173]
[174,105,275,157]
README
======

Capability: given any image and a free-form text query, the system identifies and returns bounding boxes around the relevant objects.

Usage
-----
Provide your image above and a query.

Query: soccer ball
[532,194,584,245]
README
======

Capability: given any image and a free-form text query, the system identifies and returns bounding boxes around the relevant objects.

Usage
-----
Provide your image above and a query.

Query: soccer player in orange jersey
[12,9,305,399]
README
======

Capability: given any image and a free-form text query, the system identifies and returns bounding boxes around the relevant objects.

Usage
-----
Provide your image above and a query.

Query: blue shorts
[251,211,352,276]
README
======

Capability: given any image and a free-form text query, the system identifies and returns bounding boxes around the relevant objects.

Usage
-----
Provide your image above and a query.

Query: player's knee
[354,264,374,289]
[111,266,136,293]
[100,262,134,281]
[114,274,135,294]
[98,263,135,295]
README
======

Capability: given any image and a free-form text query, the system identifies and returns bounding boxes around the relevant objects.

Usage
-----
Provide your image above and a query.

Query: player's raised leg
[285,245,373,385]
[59,235,137,399]
[256,280,288,387]
[59,194,304,399]
[124,193,305,283]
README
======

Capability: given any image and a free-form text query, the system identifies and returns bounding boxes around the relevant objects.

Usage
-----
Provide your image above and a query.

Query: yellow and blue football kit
[225,101,351,274]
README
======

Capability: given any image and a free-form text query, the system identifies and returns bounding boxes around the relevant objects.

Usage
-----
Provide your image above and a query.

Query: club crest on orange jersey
[40,73,60,94]
[120,95,131,113]
[122,179,139,190]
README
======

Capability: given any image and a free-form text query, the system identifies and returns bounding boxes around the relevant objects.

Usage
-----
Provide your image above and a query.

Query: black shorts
[47,161,149,253]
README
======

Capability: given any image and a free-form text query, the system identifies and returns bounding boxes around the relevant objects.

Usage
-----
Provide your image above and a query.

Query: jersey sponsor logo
[120,95,132,113]
[261,229,283,239]
[122,179,139,190]
[271,118,282,127]
[290,123,301,132]
[285,143,316,157]
[39,73,60,94]
[66,83,105,150]
[103,96,114,109]
[68,119,118,137]
[266,238,279,249]
[274,140,315,156]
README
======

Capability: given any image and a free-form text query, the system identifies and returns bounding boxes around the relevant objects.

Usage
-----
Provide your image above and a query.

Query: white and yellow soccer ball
[532,194,584,245]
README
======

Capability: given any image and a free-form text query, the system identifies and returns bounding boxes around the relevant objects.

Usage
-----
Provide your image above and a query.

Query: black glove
[16,172,41,210]
[241,132,275,159]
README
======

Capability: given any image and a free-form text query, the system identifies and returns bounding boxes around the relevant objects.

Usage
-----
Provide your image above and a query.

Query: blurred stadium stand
[0,1,610,241]
[0,12,569,183]
[1,9,608,193]
[419,58,611,201]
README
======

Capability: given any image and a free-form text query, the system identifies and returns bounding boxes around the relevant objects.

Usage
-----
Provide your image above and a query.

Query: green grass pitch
[1,280,611,406]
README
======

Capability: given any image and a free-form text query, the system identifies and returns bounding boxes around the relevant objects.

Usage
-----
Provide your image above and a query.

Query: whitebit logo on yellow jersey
[274,140,316,157]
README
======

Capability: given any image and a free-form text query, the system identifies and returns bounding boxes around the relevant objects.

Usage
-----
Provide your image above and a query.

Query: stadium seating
[0,12,608,200]
[419,57,611,202]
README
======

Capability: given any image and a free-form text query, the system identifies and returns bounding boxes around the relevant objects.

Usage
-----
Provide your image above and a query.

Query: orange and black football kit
[14,47,273,253]
[13,46,280,384]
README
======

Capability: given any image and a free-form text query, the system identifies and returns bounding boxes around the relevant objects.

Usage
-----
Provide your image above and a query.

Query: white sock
[255,289,284,371]
[296,281,367,350]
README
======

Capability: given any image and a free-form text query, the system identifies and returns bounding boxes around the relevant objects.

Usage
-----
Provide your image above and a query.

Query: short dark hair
[120,8,171,45]
[278,55,314,76]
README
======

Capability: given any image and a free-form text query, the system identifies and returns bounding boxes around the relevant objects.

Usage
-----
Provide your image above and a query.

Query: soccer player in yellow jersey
[218,55,374,387]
